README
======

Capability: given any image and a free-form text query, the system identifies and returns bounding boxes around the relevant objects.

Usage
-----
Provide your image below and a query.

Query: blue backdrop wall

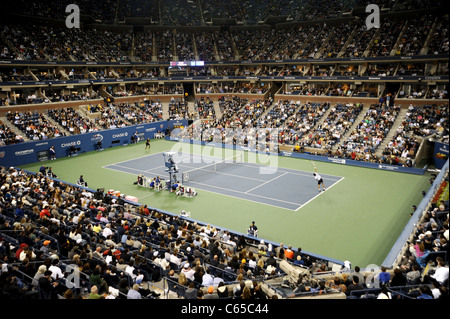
[0,120,188,167]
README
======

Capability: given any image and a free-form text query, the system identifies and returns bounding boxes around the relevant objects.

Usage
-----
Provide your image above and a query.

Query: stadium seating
[0,0,448,301]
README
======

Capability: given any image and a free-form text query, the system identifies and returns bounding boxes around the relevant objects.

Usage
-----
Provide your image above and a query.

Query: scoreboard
[170,61,205,67]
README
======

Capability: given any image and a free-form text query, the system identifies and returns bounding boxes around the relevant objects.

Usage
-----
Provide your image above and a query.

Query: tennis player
[313,166,326,192]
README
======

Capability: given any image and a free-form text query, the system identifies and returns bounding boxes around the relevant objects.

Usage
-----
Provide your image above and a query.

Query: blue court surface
[103,152,344,211]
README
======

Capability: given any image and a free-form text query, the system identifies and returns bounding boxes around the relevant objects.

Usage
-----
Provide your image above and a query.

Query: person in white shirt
[202,268,214,287]
[181,263,196,282]
[125,260,136,280]
[102,224,113,238]
[48,259,64,280]
[431,281,441,299]
[153,251,170,272]
[313,166,326,192]
[431,260,449,285]
[169,249,182,267]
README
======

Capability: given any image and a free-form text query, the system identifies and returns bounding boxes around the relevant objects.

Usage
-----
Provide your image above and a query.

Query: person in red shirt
[39,205,51,219]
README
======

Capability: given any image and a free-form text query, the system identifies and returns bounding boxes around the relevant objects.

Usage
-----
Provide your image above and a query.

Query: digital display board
[170,61,205,67]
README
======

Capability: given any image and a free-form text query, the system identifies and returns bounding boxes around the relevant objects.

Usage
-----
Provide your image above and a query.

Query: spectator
[127,284,142,299]
[416,285,434,299]
[204,285,219,299]
[346,275,364,296]
[377,266,391,286]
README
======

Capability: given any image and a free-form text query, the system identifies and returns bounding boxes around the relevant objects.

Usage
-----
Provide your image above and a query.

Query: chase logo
[112,132,128,138]
[61,141,81,148]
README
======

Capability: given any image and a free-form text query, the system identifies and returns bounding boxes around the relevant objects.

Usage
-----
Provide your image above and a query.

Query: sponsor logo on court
[15,149,34,156]
[112,132,128,139]
[61,141,81,148]
[328,158,346,164]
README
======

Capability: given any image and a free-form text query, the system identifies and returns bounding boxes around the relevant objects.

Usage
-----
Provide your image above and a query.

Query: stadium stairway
[162,102,170,120]
[330,103,369,152]
[312,104,336,130]
[187,101,197,119]
[336,24,359,58]
[212,101,222,119]
[0,115,31,142]
[390,21,409,56]
[420,16,439,55]
[375,106,409,157]
[43,112,72,136]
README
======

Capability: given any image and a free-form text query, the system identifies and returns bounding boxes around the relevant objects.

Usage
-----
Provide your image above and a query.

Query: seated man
[39,165,47,175]
[154,177,162,190]
[47,167,57,178]
[68,145,77,157]
[77,175,87,187]
[131,131,139,144]
[137,175,144,186]
[247,221,258,237]
[171,181,179,193]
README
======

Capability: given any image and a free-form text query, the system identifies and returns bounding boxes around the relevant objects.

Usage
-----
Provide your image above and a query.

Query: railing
[382,159,449,268]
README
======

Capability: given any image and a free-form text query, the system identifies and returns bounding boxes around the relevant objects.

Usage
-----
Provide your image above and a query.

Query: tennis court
[104,151,344,211]
[19,139,431,267]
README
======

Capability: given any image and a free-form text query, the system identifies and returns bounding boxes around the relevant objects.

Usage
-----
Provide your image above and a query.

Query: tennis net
[182,154,243,184]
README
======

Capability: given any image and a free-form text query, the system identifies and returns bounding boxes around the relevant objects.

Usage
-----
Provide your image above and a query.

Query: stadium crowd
[0,5,448,63]
[0,0,448,301]
[0,165,447,300]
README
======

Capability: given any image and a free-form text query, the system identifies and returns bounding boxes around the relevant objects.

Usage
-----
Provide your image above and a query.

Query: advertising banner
[0,120,187,167]
[434,142,449,170]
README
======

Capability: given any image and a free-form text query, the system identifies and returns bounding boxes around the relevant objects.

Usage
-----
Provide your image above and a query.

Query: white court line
[105,151,166,167]
[144,164,167,172]
[104,160,344,210]
[108,151,342,182]
[237,161,343,181]
[105,164,154,176]
[294,177,345,212]
[102,165,171,181]
[103,163,296,211]
[176,163,268,183]
[105,162,301,207]
[183,179,302,206]
[102,151,345,211]
[244,172,289,194]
